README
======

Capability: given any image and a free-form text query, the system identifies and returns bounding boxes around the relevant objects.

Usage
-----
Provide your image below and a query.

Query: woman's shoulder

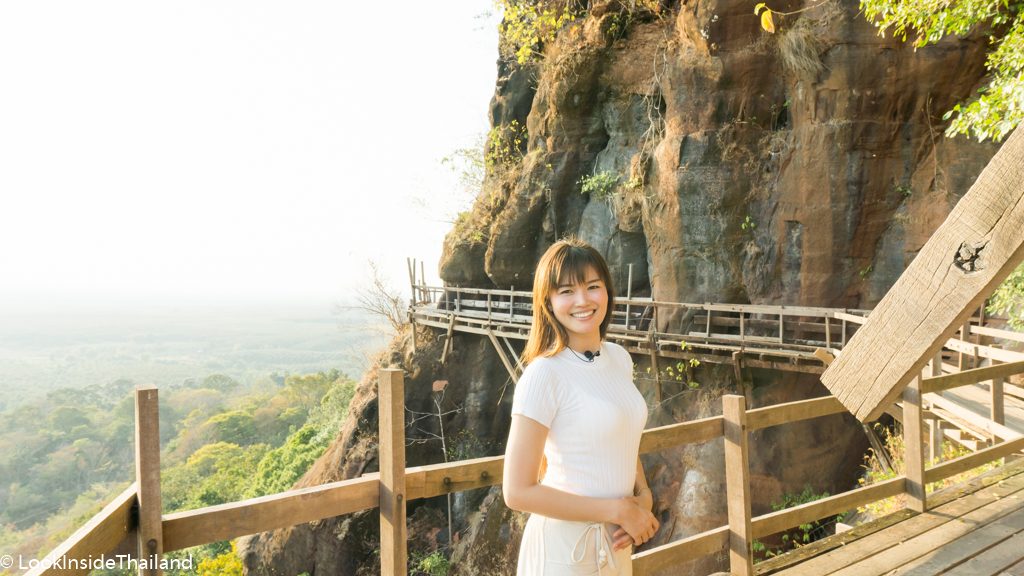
[520,354,563,380]
[603,341,631,362]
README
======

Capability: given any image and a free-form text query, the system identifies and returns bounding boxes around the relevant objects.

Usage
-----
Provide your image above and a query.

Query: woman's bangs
[551,249,600,288]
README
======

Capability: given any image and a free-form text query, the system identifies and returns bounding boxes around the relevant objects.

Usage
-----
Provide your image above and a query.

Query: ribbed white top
[511,342,648,499]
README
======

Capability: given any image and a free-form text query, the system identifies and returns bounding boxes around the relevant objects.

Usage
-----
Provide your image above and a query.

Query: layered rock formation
[239,0,999,574]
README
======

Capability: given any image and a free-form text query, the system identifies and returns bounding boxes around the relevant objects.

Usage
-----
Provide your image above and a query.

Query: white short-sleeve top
[511,341,648,499]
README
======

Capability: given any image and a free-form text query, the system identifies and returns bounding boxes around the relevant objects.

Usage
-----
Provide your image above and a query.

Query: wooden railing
[408,283,873,377]
[26,353,1024,576]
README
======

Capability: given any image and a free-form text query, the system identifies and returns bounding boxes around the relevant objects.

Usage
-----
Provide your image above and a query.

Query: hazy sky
[0,1,499,307]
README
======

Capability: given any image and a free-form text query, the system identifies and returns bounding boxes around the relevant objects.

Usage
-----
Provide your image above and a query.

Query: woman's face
[547,265,608,346]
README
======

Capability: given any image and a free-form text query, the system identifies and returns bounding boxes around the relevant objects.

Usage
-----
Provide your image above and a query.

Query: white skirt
[517,514,633,575]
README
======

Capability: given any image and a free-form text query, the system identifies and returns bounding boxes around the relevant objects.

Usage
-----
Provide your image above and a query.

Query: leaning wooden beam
[487,329,520,383]
[821,127,1024,421]
[25,484,138,576]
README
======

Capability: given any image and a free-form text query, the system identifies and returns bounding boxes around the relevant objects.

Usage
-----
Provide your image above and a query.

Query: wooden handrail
[750,477,905,539]
[746,396,846,431]
[921,359,1024,393]
[25,483,137,576]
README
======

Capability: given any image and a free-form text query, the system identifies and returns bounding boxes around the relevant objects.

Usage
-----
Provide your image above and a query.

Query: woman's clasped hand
[610,495,659,550]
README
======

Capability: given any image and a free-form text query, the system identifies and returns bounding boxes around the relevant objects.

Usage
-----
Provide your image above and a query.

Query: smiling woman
[503,238,658,575]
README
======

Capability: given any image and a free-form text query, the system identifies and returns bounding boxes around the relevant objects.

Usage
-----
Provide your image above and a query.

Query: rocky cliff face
[239,1,999,574]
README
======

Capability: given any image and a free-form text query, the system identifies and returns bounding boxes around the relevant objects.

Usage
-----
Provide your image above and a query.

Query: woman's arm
[610,458,659,550]
[503,414,657,540]
[633,458,654,512]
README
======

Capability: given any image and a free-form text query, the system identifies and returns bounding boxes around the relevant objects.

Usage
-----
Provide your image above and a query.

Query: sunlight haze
[0,1,499,306]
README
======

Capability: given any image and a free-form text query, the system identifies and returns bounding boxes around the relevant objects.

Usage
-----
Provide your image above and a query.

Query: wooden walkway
[759,458,1024,576]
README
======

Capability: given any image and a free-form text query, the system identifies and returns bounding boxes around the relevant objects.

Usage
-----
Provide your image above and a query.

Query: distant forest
[0,303,389,575]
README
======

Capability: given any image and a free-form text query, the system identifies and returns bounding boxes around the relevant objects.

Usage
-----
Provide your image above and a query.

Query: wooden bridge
[21,271,1024,575]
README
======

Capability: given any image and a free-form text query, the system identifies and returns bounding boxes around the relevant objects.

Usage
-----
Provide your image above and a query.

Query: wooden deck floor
[758,458,1024,576]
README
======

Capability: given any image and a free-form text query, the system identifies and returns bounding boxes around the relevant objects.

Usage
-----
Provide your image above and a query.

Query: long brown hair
[521,238,615,365]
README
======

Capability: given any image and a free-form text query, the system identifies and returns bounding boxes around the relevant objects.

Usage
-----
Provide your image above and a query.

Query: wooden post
[723,394,754,576]
[648,324,661,404]
[378,369,407,576]
[705,305,712,337]
[903,376,927,513]
[841,318,847,347]
[959,324,968,371]
[931,351,943,397]
[487,293,492,323]
[992,376,1005,429]
[825,316,831,348]
[509,286,515,321]
[778,313,784,343]
[420,261,426,302]
[134,386,163,576]
[625,263,633,330]
[740,312,746,344]
[928,418,943,463]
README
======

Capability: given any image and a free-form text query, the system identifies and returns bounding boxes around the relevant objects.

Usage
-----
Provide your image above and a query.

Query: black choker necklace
[568,346,601,363]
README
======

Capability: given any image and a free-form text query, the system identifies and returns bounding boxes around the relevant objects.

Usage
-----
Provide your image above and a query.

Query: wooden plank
[820,127,1024,422]
[638,416,724,453]
[135,385,163,575]
[774,463,1024,575]
[832,311,868,325]
[755,509,916,575]
[945,337,1024,362]
[746,396,846,431]
[763,460,1024,575]
[972,323,1024,344]
[925,392,1021,441]
[632,526,728,576]
[903,377,927,512]
[921,359,1024,394]
[925,435,1024,483]
[941,511,1024,575]
[884,505,1024,575]
[406,456,503,499]
[724,394,754,576]
[378,369,407,576]
[25,484,137,576]
[162,475,380,551]
[751,477,905,539]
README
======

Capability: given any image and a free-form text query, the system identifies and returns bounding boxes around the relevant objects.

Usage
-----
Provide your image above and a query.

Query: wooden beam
[723,394,753,576]
[920,359,1024,393]
[925,435,1024,483]
[821,127,1024,422]
[638,416,724,453]
[751,476,905,539]
[632,526,728,576]
[487,329,520,383]
[746,396,846,431]
[135,385,163,575]
[378,369,407,576]
[162,476,380,551]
